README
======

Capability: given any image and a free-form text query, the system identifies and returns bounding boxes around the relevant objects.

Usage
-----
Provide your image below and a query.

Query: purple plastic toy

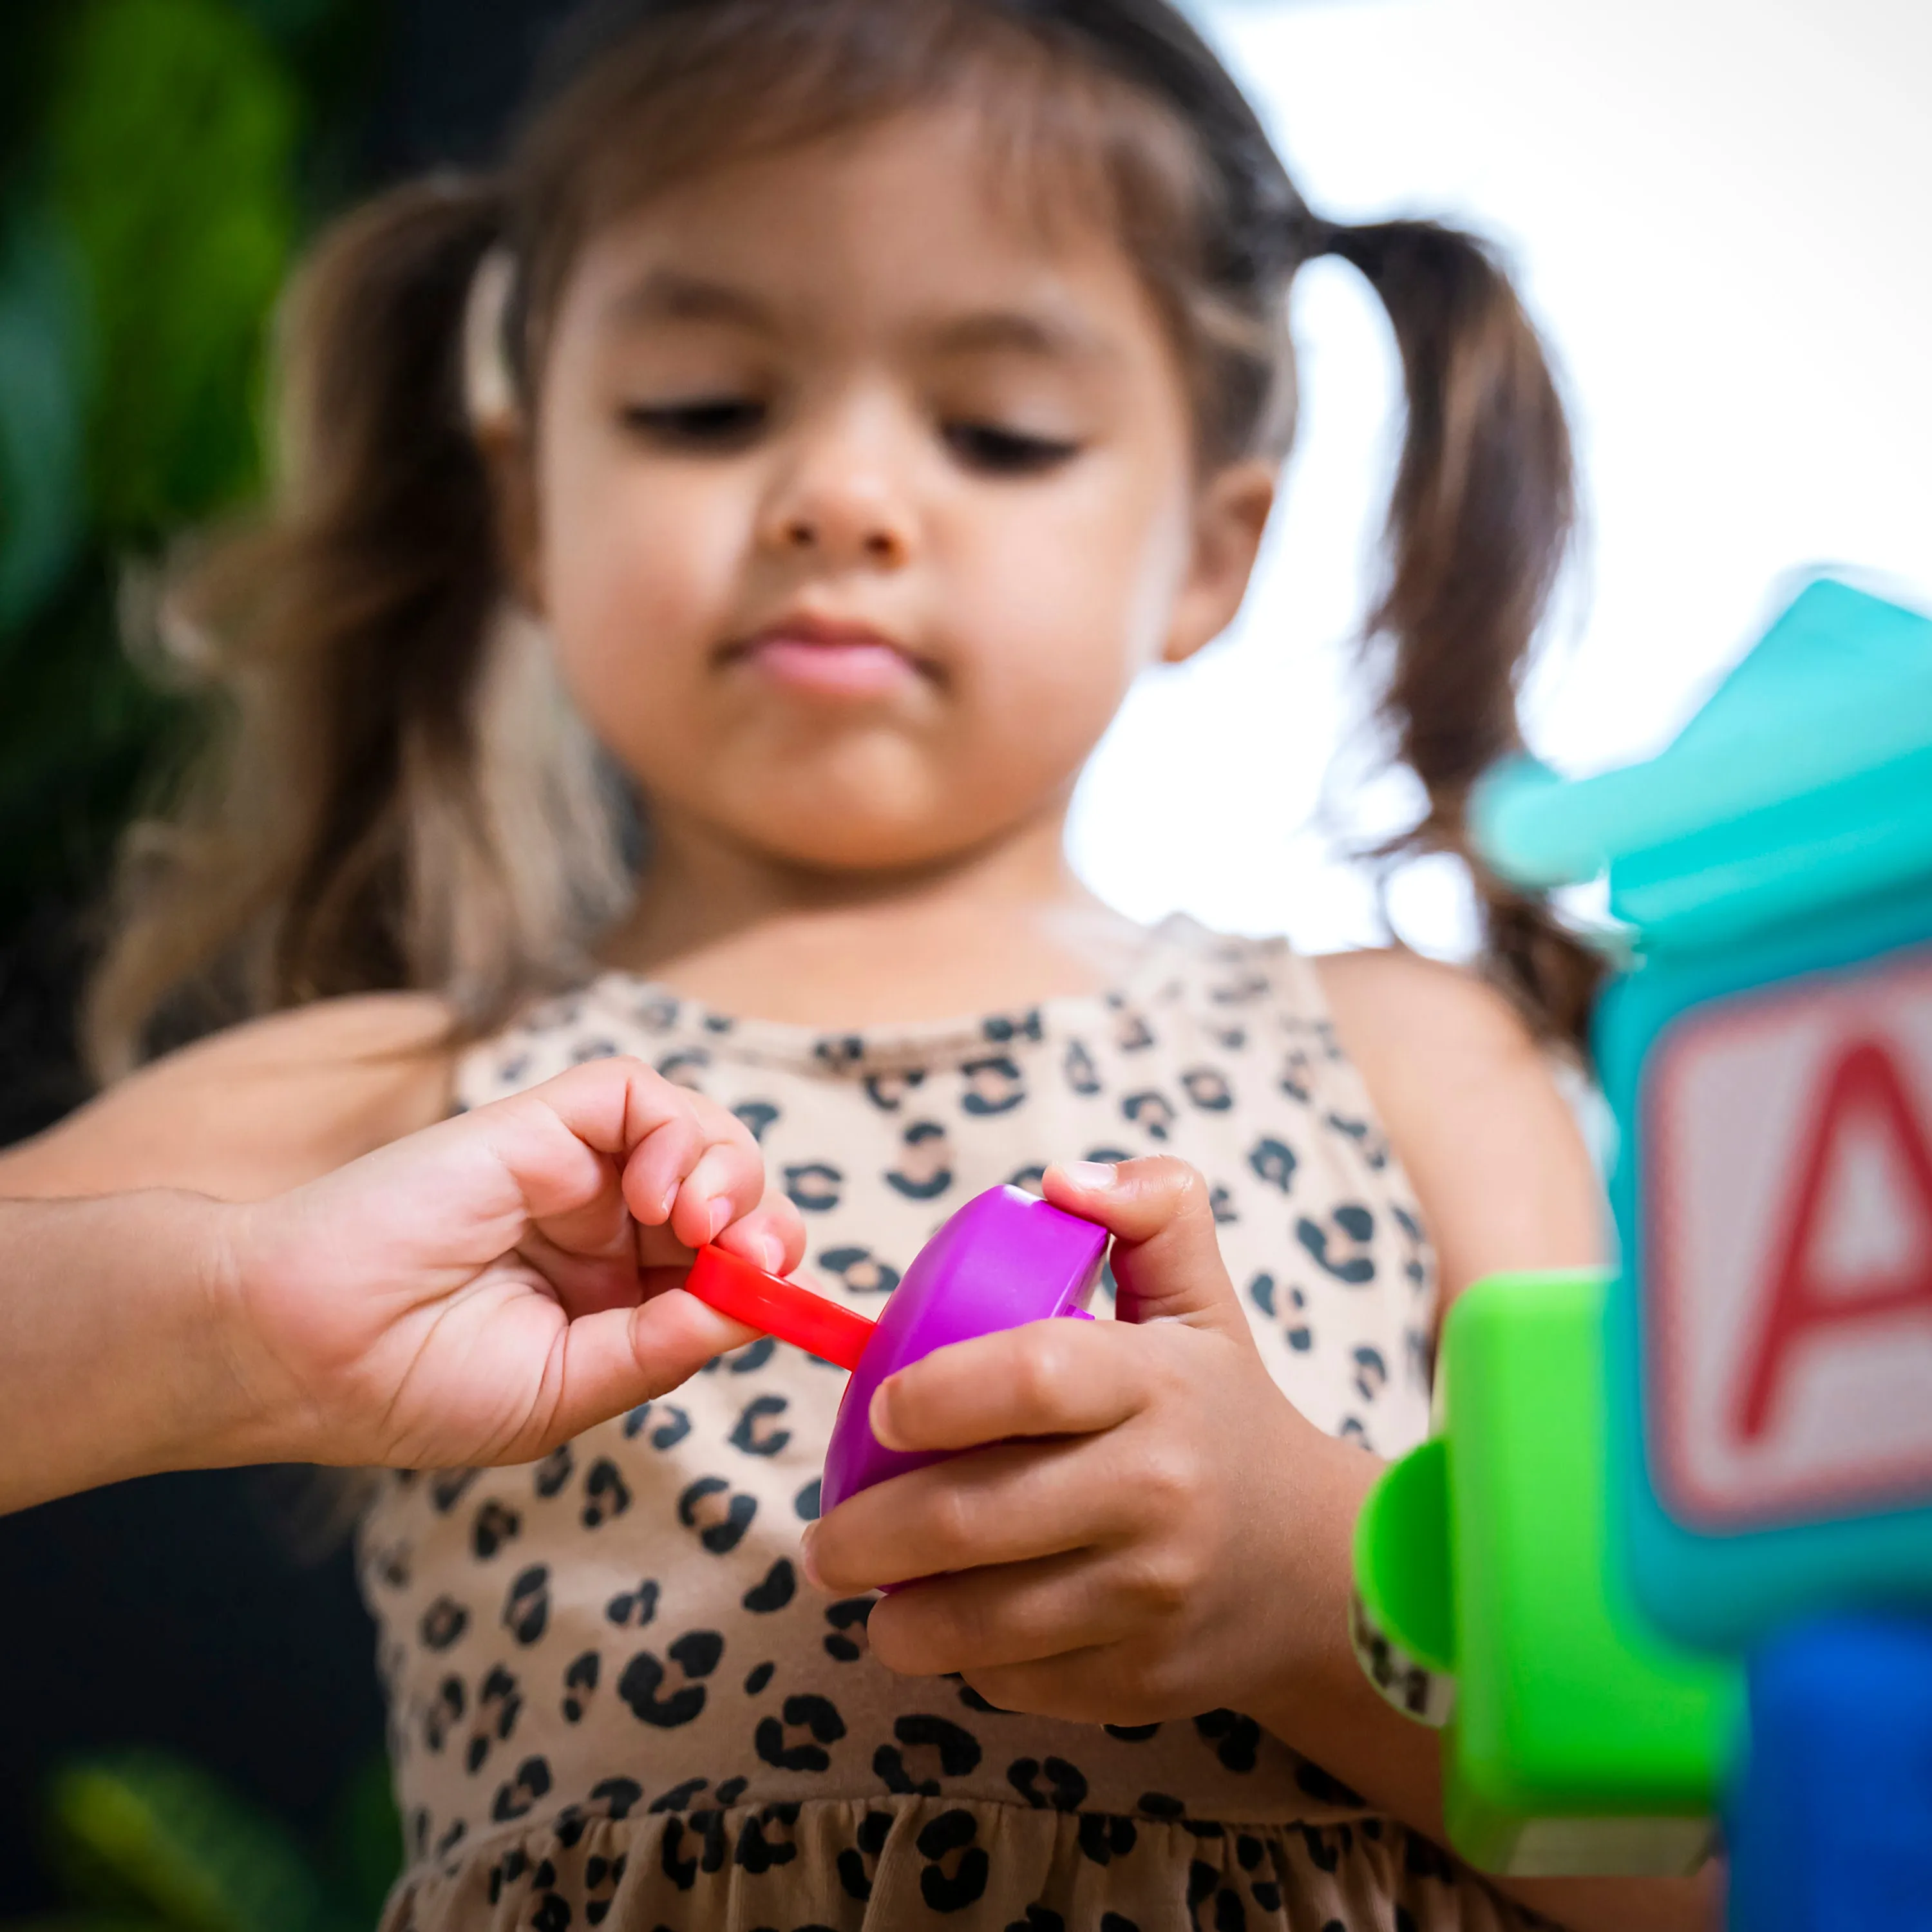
[685,1185,1108,1510]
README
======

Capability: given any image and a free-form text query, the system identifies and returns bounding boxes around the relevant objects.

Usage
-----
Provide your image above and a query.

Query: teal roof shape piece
[1474,577,1932,951]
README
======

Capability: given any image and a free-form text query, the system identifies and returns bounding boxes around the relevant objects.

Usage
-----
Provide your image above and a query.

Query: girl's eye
[621,397,768,448]
[943,421,1081,477]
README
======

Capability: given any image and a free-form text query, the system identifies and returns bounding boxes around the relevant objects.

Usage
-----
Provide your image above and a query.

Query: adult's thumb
[513,1283,756,1457]
[1040,1156,1248,1337]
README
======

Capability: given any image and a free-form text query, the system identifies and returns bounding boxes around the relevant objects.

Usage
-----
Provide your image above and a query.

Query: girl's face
[517,105,1272,878]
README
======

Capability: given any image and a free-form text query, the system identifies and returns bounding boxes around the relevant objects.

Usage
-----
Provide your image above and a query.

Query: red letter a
[1734,1037,1932,1442]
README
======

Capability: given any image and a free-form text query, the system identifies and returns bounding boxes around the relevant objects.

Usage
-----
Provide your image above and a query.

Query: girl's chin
[710,804,994,877]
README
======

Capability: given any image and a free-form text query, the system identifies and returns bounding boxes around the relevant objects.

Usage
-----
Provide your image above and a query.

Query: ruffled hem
[381,1795,1541,1932]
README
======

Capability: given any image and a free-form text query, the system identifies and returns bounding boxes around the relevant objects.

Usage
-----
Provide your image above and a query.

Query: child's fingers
[867,1317,1144,1455]
[865,1553,1141,1681]
[1041,1155,1247,1334]
[806,1436,1117,1591]
[955,1649,1121,1730]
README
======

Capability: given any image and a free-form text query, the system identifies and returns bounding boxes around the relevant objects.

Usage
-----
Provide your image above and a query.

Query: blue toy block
[1727,1616,1932,1932]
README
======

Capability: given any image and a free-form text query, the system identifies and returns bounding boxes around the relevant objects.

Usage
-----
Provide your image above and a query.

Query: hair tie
[462,245,519,433]
[1296,212,1343,263]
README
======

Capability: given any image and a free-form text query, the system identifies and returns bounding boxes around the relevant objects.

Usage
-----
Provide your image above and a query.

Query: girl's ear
[480,417,548,617]
[1161,458,1275,666]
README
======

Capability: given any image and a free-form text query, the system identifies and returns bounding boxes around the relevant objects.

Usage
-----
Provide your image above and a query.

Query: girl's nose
[760,413,917,570]
[777,507,907,567]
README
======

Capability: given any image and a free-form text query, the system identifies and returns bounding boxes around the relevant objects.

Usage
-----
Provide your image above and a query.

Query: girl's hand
[804,1156,1371,1725]
[222,1057,805,1471]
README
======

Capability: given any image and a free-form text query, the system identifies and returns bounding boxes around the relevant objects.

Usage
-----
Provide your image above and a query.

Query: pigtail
[1325,218,1604,1051]
[86,179,627,1076]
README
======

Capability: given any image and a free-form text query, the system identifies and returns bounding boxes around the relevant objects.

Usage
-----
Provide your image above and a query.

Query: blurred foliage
[0,0,379,939]
[3,1747,400,1931]
[0,0,393,1903]
[48,0,297,533]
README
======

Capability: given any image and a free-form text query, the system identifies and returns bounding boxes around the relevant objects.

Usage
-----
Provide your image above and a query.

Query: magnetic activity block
[1725,1615,1932,1932]
[1350,1269,1739,1877]
[686,1184,1106,1511]
[1477,576,1932,1654]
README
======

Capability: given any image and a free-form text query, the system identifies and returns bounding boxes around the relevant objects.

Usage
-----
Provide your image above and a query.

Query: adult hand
[218,1056,804,1471]
[802,1155,1368,1725]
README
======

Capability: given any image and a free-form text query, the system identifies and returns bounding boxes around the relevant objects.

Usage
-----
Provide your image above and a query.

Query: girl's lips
[730,627,925,697]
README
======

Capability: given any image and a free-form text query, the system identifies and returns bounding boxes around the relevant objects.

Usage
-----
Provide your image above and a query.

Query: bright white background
[1068,0,1932,958]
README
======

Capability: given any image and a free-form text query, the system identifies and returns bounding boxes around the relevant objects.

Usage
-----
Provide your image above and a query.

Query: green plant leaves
[0,0,312,928]
[321,1754,405,1929]
[45,0,299,541]
[0,205,89,634]
[45,1752,344,1932]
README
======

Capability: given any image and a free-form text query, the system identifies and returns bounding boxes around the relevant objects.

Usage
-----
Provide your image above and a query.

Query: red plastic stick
[685,1245,876,1372]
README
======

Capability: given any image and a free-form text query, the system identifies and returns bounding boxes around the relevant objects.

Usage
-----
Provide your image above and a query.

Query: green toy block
[1351,1269,1742,1877]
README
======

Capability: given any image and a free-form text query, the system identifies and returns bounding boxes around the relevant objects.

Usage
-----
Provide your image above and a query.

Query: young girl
[4,1,1709,1927]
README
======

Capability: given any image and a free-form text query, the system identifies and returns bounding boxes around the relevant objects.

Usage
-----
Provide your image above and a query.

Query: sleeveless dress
[361,918,1538,1931]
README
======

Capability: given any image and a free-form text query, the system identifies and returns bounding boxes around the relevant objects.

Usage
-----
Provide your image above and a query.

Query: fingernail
[799,1524,824,1590]
[752,1232,784,1272]
[1063,1160,1117,1191]
[868,1381,904,1450]
[657,1184,678,1222]
[706,1198,729,1243]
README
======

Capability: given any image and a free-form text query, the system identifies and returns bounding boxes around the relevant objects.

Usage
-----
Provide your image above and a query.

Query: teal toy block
[1350,1270,1739,1876]
[1478,575,1932,1656]
[1473,577,1932,950]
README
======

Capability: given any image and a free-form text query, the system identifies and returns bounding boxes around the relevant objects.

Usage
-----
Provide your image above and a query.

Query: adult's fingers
[514,1229,650,1320]
[714,1196,809,1276]
[670,1133,774,1251]
[1041,1156,1247,1335]
[498,1287,760,1457]
[457,1060,761,1253]
[490,1059,730,1220]
[620,1092,769,1253]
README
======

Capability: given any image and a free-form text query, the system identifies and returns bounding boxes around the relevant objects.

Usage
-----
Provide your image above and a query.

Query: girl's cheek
[551,469,743,663]
[952,464,1190,692]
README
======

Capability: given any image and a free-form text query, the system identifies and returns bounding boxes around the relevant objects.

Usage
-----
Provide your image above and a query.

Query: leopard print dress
[362,917,1537,1932]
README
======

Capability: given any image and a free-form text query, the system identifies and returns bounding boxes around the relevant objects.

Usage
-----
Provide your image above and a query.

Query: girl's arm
[1313,944,1607,1306]
[1311,949,1714,1929]
[808,955,1713,1932]
[0,993,458,1202]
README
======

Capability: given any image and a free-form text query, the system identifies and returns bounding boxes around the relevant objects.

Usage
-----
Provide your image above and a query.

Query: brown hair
[87,0,1598,1075]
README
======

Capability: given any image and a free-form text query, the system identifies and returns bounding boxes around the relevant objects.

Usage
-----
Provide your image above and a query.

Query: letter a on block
[1734,1039,1932,1443]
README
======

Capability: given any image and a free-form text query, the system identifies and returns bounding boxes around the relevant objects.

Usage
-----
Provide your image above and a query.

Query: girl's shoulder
[1312,943,1547,1074]
[0,992,456,1202]
[1311,945,1604,1304]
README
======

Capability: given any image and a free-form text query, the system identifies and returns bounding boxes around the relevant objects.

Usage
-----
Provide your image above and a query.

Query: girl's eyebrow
[603,269,1115,367]
[922,309,1119,366]
[605,269,776,333]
